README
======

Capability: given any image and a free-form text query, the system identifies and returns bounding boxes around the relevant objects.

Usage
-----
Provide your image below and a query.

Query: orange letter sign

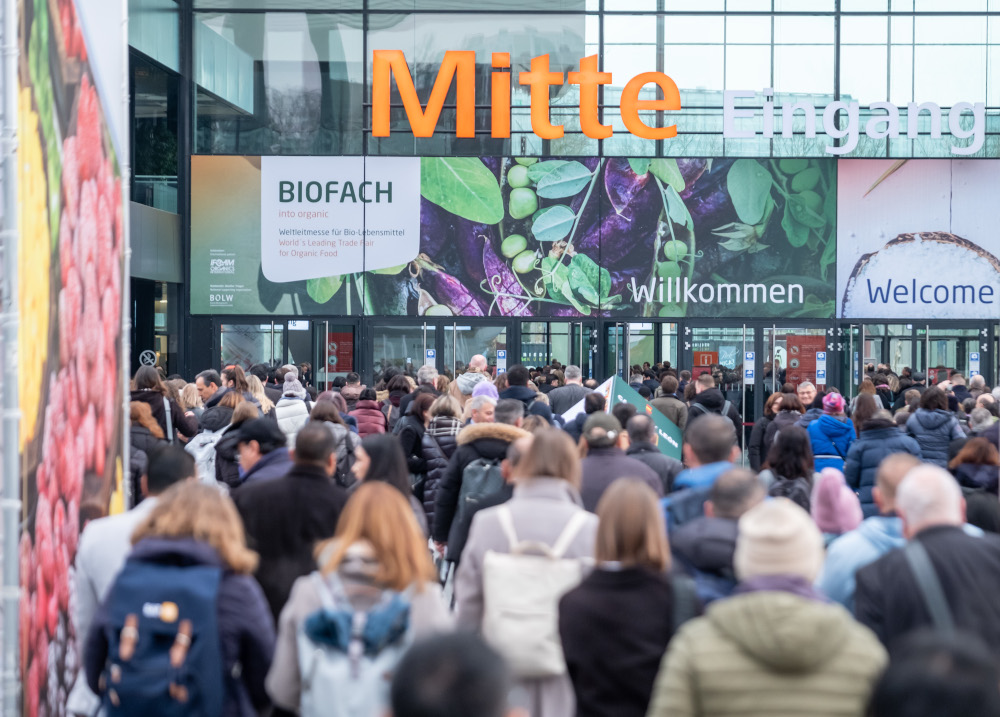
[620,72,681,140]
[372,50,476,138]
[568,55,612,139]
[518,54,564,140]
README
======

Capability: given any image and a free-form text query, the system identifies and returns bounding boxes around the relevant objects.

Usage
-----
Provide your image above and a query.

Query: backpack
[689,399,732,421]
[297,572,413,717]
[768,476,812,512]
[382,403,401,434]
[333,430,359,488]
[482,506,590,678]
[454,457,504,532]
[98,557,225,716]
[185,427,227,485]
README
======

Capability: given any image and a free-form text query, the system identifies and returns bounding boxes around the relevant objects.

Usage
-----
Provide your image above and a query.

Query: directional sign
[744,351,755,381]
[139,350,157,366]
[496,349,507,374]
[971,351,981,376]
[816,351,827,385]
[425,348,436,366]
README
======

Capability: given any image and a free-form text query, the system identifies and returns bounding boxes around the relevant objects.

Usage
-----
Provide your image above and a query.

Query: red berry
[61,137,79,230]
[26,659,38,717]
[76,77,102,181]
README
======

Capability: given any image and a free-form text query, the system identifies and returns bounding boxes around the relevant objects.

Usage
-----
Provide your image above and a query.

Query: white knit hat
[734,498,825,583]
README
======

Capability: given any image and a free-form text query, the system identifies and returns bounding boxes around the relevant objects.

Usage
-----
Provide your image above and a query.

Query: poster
[18,0,127,713]
[838,159,1000,320]
[784,334,828,387]
[191,156,837,319]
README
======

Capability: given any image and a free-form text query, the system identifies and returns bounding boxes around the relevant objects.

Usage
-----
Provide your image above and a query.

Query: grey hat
[283,373,307,399]
[583,412,623,447]
[912,371,926,382]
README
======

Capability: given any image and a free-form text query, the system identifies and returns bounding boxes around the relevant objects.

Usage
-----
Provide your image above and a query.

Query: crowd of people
[65,354,1000,716]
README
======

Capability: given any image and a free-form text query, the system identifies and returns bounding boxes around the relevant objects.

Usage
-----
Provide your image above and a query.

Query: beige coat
[456,478,598,717]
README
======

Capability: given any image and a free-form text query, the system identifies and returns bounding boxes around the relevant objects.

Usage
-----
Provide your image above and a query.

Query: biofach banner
[838,160,1000,320]
[191,156,836,318]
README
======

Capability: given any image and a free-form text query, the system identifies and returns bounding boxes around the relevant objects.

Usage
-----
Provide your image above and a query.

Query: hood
[129,537,225,568]
[708,591,851,672]
[340,384,364,400]
[854,516,905,553]
[671,517,738,573]
[457,421,530,446]
[912,408,955,430]
[691,387,726,411]
[816,414,854,437]
[199,405,234,432]
[204,388,228,409]
[861,419,898,433]
[456,371,490,395]
[501,385,537,403]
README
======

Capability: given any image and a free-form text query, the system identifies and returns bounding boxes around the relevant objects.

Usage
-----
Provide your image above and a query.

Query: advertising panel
[838,159,1000,319]
[191,156,836,319]
[18,0,127,713]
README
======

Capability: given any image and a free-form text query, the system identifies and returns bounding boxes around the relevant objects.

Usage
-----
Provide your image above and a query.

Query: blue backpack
[98,558,225,716]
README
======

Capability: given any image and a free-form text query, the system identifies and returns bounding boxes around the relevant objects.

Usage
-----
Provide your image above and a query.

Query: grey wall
[130,201,182,283]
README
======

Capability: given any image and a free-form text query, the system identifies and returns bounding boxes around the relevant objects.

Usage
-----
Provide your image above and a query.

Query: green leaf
[420,157,504,224]
[526,160,570,184]
[560,280,591,315]
[664,185,694,230]
[719,236,754,252]
[786,194,827,229]
[599,266,613,298]
[648,158,685,193]
[628,158,651,176]
[531,205,576,243]
[535,161,594,198]
[727,158,773,225]
[820,236,836,280]
[780,204,811,248]
[541,256,570,295]
[306,275,344,304]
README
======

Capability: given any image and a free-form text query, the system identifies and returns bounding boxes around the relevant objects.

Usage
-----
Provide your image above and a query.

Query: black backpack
[689,399,732,420]
[768,477,812,512]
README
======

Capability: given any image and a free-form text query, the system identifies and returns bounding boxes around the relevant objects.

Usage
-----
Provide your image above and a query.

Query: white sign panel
[497,349,507,374]
[744,351,755,381]
[425,348,436,367]
[816,351,827,384]
[260,156,421,282]
[971,351,981,376]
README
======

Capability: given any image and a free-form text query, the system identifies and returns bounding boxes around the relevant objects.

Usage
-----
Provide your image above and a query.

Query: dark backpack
[382,403,401,434]
[334,432,358,488]
[768,476,812,512]
[450,458,504,543]
[98,556,225,716]
[689,399,732,421]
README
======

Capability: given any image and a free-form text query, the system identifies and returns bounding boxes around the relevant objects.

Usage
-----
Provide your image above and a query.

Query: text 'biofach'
[278,180,393,203]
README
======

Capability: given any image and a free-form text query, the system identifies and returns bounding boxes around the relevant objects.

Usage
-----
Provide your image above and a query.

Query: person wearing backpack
[456,428,598,717]
[266,482,452,716]
[309,402,362,488]
[686,374,743,447]
[130,365,200,443]
[84,482,275,717]
[806,392,857,472]
[274,373,313,447]
[559,479,700,717]
[759,426,818,512]
[432,399,531,565]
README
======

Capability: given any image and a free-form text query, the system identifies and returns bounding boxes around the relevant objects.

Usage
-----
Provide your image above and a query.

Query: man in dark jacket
[686,373,742,445]
[547,364,590,416]
[625,415,683,493]
[651,375,688,431]
[499,364,554,423]
[563,391,605,443]
[892,371,928,411]
[579,413,663,511]
[398,364,441,420]
[233,422,348,621]
[432,400,530,563]
[234,418,292,487]
[855,464,1000,656]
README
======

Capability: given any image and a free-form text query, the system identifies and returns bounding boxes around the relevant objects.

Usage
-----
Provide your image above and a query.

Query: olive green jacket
[647,591,887,717]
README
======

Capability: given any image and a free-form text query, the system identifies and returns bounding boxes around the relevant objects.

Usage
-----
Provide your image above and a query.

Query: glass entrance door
[520,322,597,378]
[370,323,436,384]
[763,326,829,396]
[311,321,359,392]
[220,321,285,368]
[605,322,677,378]
[923,326,988,385]
[685,325,755,456]
[445,323,508,377]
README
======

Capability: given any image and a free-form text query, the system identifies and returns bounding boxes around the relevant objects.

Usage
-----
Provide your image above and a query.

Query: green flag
[606,377,683,461]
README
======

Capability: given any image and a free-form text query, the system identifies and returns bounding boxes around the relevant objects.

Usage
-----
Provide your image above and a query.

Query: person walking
[547,365,590,416]
[906,387,965,468]
[624,415,683,494]
[450,354,492,410]
[579,414,663,511]
[273,372,312,447]
[350,433,430,535]
[348,387,388,437]
[130,365,199,441]
[761,393,805,459]
[806,393,856,472]
[651,375,688,431]
[949,437,1000,493]
[420,395,464,527]
[747,393,782,471]
[843,409,922,517]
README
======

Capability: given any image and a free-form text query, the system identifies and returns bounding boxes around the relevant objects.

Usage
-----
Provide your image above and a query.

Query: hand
[434,541,447,555]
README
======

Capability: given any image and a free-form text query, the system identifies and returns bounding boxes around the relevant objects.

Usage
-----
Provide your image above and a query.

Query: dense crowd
[65,355,1000,716]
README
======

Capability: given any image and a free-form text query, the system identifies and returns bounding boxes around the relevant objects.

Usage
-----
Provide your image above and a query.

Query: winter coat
[580,446,663,512]
[816,516,904,611]
[547,383,590,417]
[129,388,199,440]
[626,441,684,494]
[239,447,293,487]
[266,541,453,712]
[651,395,688,431]
[348,399,387,437]
[449,370,492,409]
[320,421,361,485]
[420,416,462,525]
[398,386,441,421]
[856,525,1000,656]
[892,383,927,411]
[456,478,598,717]
[906,408,964,467]
[199,404,233,432]
[686,388,742,444]
[647,589,887,717]
[215,424,243,488]
[397,414,428,475]
[843,420,922,517]
[559,567,692,717]
[762,410,803,459]
[84,537,275,717]
[129,425,166,497]
[795,407,824,429]
[562,411,589,443]
[953,462,1000,493]
[670,516,739,603]
[500,384,554,423]
[233,463,349,621]
[806,414,856,472]
[273,396,312,447]
[339,384,363,412]
[432,421,530,556]
[747,415,773,471]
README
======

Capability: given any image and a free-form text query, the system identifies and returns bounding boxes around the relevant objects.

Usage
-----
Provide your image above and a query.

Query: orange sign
[371,51,681,141]
[694,351,719,367]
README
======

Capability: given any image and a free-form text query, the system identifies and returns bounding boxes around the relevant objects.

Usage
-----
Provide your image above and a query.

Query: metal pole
[860,324,866,389]
[925,324,930,379]
[452,322,457,377]
[0,0,21,708]
[323,321,329,390]
[771,324,776,395]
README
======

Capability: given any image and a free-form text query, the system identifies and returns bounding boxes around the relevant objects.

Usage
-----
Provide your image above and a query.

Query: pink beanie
[811,468,863,535]
[822,392,846,414]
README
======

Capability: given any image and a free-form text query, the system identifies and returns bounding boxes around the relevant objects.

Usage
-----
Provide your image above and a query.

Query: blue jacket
[807,414,856,472]
[816,516,904,612]
[843,422,922,517]
[240,447,293,486]
[906,409,964,468]
[672,462,733,491]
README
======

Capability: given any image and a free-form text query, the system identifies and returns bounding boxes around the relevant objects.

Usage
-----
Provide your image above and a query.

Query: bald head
[896,465,965,539]
[873,453,923,515]
[469,354,488,371]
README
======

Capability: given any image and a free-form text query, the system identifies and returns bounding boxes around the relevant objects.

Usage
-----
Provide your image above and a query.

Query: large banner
[18,0,127,713]
[838,159,1000,319]
[191,156,837,319]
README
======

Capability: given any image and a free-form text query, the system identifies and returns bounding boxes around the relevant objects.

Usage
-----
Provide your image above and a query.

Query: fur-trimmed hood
[457,421,530,446]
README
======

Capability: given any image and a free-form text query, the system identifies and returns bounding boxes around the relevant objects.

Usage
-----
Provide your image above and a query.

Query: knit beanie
[811,468,863,535]
[734,498,825,583]
[471,381,499,400]
[822,392,846,414]
[283,373,307,399]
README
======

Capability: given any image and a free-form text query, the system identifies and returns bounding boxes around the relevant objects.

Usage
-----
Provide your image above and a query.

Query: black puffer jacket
[215,424,243,488]
[906,409,964,468]
[420,416,463,524]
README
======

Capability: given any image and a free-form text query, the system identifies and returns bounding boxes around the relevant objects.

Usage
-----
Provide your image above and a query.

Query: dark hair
[359,434,411,498]
[686,414,736,464]
[920,386,949,411]
[852,393,879,435]
[709,468,764,520]
[196,369,221,389]
[248,364,269,382]
[506,365,530,387]
[294,422,337,466]
[661,375,679,394]
[134,365,165,392]
[763,425,814,480]
[145,445,195,495]
[387,374,412,393]
[331,376,347,389]
[411,393,436,424]
[359,387,377,401]
[778,393,805,414]
[611,402,637,429]
[310,401,346,426]
[950,437,1000,470]
[637,386,652,399]
[236,419,286,454]
[223,365,250,393]
[869,630,1000,717]
[626,414,656,443]
[584,392,605,415]
[390,633,511,717]
[346,372,361,384]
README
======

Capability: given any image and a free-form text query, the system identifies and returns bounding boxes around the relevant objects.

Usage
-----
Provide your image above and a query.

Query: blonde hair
[130,401,165,439]
[429,394,462,419]
[512,427,581,488]
[231,401,258,425]
[218,390,244,409]
[317,482,435,592]
[435,375,451,394]
[247,375,275,414]
[520,415,548,434]
[180,383,203,410]
[595,479,670,572]
[131,482,258,574]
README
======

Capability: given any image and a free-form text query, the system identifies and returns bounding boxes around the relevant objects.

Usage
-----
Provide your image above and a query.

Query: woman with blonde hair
[179,383,204,417]
[419,394,464,525]
[266,482,451,713]
[456,428,598,717]
[130,365,199,441]
[247,375,275,415]
[84,482,275,717]
[215,398,259,488]
[559,478,697,717]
